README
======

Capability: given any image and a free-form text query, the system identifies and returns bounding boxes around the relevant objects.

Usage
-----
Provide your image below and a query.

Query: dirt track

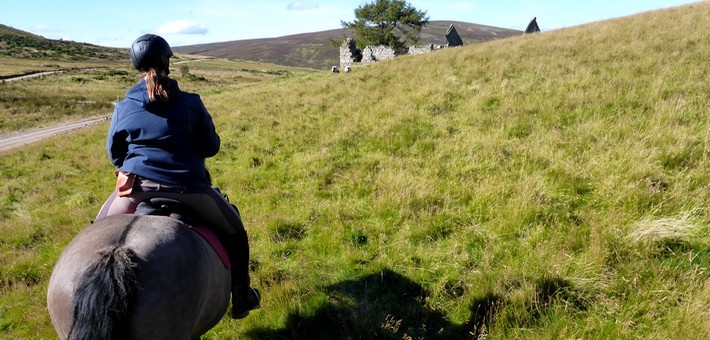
[1,70,64,82]
[0,62,213,153]
[0,116,110,153]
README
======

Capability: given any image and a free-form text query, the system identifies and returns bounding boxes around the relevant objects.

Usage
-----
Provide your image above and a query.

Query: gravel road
[0,116,110,152]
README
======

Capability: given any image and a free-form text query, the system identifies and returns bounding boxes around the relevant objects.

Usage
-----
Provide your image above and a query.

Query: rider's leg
[168,187,260,318]
[199,189,260,318]
[95,190,140,221]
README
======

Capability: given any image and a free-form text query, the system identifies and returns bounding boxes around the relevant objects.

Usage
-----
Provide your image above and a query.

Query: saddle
[135,198,193,223]
[135,198,231,269]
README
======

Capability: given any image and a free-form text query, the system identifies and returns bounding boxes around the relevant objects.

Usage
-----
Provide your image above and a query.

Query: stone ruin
[525,17,541,33]
[339,24,464,68]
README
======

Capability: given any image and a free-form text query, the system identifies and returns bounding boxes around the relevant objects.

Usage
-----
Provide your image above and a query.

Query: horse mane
[67,246,137,340]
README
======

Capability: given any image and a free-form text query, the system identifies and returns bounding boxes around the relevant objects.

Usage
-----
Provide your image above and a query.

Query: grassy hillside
[0,24,126,61]
[1,3,708,339]
[0,24,44,39]
[173,21,522,70]
[0,24,129,78]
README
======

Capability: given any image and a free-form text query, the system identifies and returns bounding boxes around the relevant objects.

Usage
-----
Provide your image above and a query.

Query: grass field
[1,2,708,339]
[0,56,312,134]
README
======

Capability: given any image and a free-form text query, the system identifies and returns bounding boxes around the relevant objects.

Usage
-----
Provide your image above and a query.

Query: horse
[47,214,231,339]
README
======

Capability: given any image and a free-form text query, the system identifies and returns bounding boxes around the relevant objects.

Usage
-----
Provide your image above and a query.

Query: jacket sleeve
[194,98,220,158]
[106,105,129,167]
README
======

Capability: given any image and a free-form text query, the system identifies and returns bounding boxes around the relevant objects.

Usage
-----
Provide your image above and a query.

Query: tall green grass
[1,3,708,339]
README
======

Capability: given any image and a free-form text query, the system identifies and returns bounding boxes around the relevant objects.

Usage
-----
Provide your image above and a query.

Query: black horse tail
[67,246,137,340]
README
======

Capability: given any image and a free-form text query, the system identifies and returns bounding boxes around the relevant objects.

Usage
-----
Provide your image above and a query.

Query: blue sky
[1,1,701,48]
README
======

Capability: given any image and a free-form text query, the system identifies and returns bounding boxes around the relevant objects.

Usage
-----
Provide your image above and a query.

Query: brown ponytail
[142,68,174,103]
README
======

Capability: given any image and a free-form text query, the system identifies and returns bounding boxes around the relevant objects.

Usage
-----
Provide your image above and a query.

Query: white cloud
[287,1,319,11]
[94,36,132,48]
[156,20,208,35]
[33,23,59,33]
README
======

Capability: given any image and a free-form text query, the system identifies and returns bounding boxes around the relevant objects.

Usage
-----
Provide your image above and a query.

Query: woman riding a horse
[96,34,260,319]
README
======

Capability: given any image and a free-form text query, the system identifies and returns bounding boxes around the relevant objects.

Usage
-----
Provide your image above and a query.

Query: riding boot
[224,231,260,319]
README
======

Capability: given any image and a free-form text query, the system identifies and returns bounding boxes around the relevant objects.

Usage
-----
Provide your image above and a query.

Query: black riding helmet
[130,34,173,74]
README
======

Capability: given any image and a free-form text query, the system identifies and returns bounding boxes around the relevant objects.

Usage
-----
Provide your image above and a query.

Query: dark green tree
[341,0,429,54]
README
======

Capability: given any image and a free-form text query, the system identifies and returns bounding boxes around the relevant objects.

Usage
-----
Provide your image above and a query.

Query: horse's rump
[47,214,230,339]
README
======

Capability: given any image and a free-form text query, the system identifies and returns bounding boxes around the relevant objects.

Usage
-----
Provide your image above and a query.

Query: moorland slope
[173,21,522,69]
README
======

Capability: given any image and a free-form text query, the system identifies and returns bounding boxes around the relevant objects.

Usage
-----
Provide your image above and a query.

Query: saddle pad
[189,224,231,269]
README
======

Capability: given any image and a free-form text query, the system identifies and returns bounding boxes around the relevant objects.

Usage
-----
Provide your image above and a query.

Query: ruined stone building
[339,24,464,68]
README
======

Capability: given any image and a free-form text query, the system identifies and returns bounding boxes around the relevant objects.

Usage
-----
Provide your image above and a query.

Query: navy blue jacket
[107,79,220,187]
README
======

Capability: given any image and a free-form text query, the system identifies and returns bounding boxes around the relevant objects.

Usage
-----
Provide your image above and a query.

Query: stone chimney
[340,37,362,68]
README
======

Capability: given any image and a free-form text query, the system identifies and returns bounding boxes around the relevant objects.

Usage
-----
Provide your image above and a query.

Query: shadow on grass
[246,269,589,339]
[246,269,475,339]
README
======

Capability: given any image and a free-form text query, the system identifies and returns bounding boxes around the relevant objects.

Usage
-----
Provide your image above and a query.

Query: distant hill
[0,24,43,38]
[173,21,523,69]
[0,24,127,61]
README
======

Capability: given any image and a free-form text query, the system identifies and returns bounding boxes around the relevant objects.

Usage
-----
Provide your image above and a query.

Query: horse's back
[47,214,230,339]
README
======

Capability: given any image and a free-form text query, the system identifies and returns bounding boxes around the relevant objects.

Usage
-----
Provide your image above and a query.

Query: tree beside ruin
[341,0,429,54]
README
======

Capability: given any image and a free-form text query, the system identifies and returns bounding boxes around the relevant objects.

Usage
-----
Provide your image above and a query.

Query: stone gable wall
[525,17,541,33]
[445,24,464,47]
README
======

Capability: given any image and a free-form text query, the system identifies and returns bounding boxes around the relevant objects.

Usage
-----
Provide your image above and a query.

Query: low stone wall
[408,44,444,55]
[362,45,396,63]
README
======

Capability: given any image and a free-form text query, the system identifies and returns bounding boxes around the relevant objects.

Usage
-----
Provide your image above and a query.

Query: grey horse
[47,214,230,339]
